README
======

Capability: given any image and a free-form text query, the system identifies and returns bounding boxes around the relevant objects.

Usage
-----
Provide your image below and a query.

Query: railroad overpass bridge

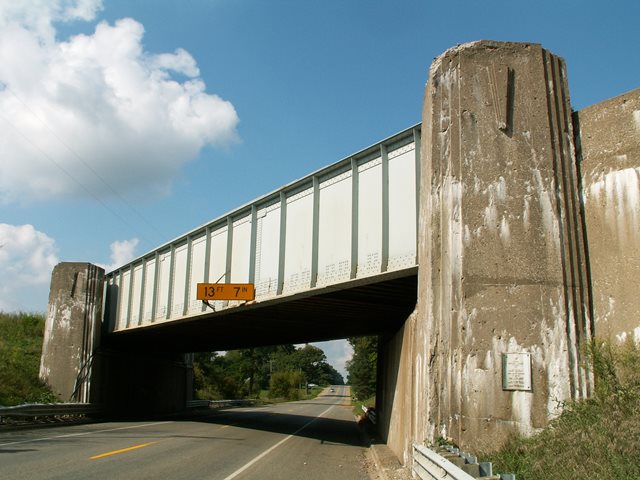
[102,125,421,353]
[41,41,640,463]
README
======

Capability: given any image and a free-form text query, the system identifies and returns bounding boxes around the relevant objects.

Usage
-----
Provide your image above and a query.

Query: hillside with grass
[0,312,55,406]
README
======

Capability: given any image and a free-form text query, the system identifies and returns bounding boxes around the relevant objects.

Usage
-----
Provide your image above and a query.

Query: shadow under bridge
[107,268,417,353]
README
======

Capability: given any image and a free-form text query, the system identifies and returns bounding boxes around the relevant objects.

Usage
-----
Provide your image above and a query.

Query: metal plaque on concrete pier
[501,353,532,391]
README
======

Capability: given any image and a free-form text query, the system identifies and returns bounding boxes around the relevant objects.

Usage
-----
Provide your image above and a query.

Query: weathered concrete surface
[41,262,193,412]
[40,263,104,402]
[380,41,594,460]
[577,88,640,343]
[421,40,592,451]
[378,311,418,466]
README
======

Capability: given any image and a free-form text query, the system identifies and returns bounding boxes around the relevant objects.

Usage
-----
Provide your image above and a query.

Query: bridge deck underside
[106,269,417,353]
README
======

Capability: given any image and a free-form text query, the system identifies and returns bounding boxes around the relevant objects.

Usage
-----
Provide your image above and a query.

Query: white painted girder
[105,124,421,332]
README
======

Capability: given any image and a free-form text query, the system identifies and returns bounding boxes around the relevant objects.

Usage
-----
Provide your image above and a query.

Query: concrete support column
[40,262,192,413]
[419,41,592,451]
[40,262,105,402]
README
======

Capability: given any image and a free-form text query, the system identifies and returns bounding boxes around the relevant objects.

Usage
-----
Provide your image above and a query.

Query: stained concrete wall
[40,263,104,402]
[377,311,417,465]
[577,88,640,343]
[380,40,595,460]
[41,262,193,412]
[423,39,593,450]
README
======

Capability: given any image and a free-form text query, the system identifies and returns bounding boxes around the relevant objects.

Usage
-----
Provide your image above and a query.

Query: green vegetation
[352,394,376,418]
[193,343,344,402]
[346,336,377,400]
[268,371,305,400]
[0,312,56,406]
[481,340,640,480]
[257,385,323,404]
[346,336,378,420]
[0,312,343,407]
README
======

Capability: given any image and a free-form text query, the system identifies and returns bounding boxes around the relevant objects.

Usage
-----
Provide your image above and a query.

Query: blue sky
[1,0,638,376]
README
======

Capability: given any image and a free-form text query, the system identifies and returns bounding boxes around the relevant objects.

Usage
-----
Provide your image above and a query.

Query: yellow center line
[90,441,159,460]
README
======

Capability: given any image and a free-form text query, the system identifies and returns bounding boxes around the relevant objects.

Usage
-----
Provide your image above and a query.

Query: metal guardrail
[413,444,478,480]
[361,405,377,424]
[0,403,103,420]
[413,443,515,480]
[186,399,257,409]
[0,399,255,422]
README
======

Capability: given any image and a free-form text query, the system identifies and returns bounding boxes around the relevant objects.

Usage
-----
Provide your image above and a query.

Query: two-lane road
[0,386,370,479]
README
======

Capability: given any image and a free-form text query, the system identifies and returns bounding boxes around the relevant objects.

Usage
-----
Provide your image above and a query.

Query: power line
[0,83,166,244]
[0,111,156,247]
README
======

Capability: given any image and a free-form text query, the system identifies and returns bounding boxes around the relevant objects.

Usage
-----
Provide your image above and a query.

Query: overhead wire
[0,83,168,247]
[0,111,156,246]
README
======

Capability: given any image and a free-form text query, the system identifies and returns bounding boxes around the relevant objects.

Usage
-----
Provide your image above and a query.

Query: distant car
[329,387,335,393]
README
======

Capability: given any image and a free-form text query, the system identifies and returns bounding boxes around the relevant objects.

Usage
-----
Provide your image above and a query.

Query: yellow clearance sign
[196,283,255,301]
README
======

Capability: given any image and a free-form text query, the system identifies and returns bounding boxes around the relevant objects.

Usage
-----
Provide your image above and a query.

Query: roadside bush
[269,371,304,400]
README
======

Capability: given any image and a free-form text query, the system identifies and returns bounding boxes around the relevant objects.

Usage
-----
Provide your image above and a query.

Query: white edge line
[222,404,335,480]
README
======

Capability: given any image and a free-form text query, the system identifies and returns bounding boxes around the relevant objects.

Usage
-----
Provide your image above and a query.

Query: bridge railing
[105,124,421,332]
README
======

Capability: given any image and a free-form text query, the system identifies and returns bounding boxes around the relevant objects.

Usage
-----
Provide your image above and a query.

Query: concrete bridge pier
[40,263,105,403]
[40,262,192,413]
[378,41,593,461]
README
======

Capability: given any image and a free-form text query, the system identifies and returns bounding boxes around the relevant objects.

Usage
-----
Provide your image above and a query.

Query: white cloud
[100,237,139,273]
[0,223,59,311]
[0,0,239,204]
[0,0,103,40]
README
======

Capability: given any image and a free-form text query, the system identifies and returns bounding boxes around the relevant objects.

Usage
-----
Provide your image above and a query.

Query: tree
[193,351,244,399]
[293,344,326,385]
[192,342,344,399]
[346,336,378,400]
[269,371,304,400]
[318,363,345,386]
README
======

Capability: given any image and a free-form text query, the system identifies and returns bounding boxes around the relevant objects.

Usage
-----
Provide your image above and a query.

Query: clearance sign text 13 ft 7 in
[196,283,255,301]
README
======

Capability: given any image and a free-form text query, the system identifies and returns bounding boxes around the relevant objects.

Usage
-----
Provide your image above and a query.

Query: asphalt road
[0,386,371,480]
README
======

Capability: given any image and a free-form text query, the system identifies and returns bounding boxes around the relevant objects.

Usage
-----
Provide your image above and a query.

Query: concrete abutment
[422,40,592,450]
[577,89,640,344]
[40,262,104,403]
[40,262,192,413]
[379,41,638,462]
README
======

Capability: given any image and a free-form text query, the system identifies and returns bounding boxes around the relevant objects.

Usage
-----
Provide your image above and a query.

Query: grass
[352,395,375,417]
[302,386,323,400]
[258,386,324,404]
[479,339,640,480]
[0,312,56,406]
